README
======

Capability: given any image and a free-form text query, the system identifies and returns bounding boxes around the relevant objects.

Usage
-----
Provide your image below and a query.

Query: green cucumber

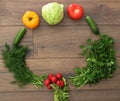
[13,27,26,46]
[85,16,99,35]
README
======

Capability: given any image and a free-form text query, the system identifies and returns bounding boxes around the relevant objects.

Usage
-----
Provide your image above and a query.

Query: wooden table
[0,0,120,101]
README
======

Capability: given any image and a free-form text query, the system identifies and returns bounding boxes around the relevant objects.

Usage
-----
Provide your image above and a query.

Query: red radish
[56,80,64,88]
[44,79,51,86]
[47,85,52,90]
[56,80,61,86]
[51,76,58,83]
[59,80,64,88]
[48,73,54,80]
[56,73,63,79]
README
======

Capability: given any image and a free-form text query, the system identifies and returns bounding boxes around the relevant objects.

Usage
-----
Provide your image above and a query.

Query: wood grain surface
[0,0,120,101]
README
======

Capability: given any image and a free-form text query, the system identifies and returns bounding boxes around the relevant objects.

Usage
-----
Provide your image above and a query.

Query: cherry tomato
[67,4,84,20]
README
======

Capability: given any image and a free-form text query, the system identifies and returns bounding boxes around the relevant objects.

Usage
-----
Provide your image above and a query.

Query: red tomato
[67,4,84,20]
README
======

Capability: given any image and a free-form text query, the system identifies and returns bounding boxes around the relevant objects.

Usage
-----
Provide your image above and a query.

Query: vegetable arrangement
[22,2,84,28]
[1,2,117,101]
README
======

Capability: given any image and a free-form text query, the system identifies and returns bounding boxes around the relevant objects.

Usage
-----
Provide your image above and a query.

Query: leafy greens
[2,44,47,87]
[69,34,117,88]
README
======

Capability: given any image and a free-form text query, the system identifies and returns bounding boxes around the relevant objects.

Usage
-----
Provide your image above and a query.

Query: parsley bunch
[70,34,117,88]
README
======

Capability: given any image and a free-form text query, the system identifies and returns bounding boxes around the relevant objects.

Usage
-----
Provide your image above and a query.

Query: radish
[48,73,54,80]
[51,76,58,83]
[56,80,61,86]
[44,79,51,86]
[56,73,63,79]
[56,80,64,88]
[47,85,52,90]
[59,80,64,87]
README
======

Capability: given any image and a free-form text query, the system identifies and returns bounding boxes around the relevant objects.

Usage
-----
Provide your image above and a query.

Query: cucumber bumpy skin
[85,16,100,35]
[13,27,26,46]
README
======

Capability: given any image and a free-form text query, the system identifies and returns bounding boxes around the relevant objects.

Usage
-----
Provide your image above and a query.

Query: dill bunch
[2,44,47,87]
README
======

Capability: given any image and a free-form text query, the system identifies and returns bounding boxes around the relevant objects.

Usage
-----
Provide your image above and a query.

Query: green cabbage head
[42,2,64,25]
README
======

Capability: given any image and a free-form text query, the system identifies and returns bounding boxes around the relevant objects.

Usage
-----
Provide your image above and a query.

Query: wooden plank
[0,0,120,26]
[33,25,120,58]
[0,90,120,101]
[0,25,119,59]
[0,58,119,92]
[33,26,90,58]
[0,26,33,58]
[70,90,120,101]
[1,57,119,73]
[0,58,86,73]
